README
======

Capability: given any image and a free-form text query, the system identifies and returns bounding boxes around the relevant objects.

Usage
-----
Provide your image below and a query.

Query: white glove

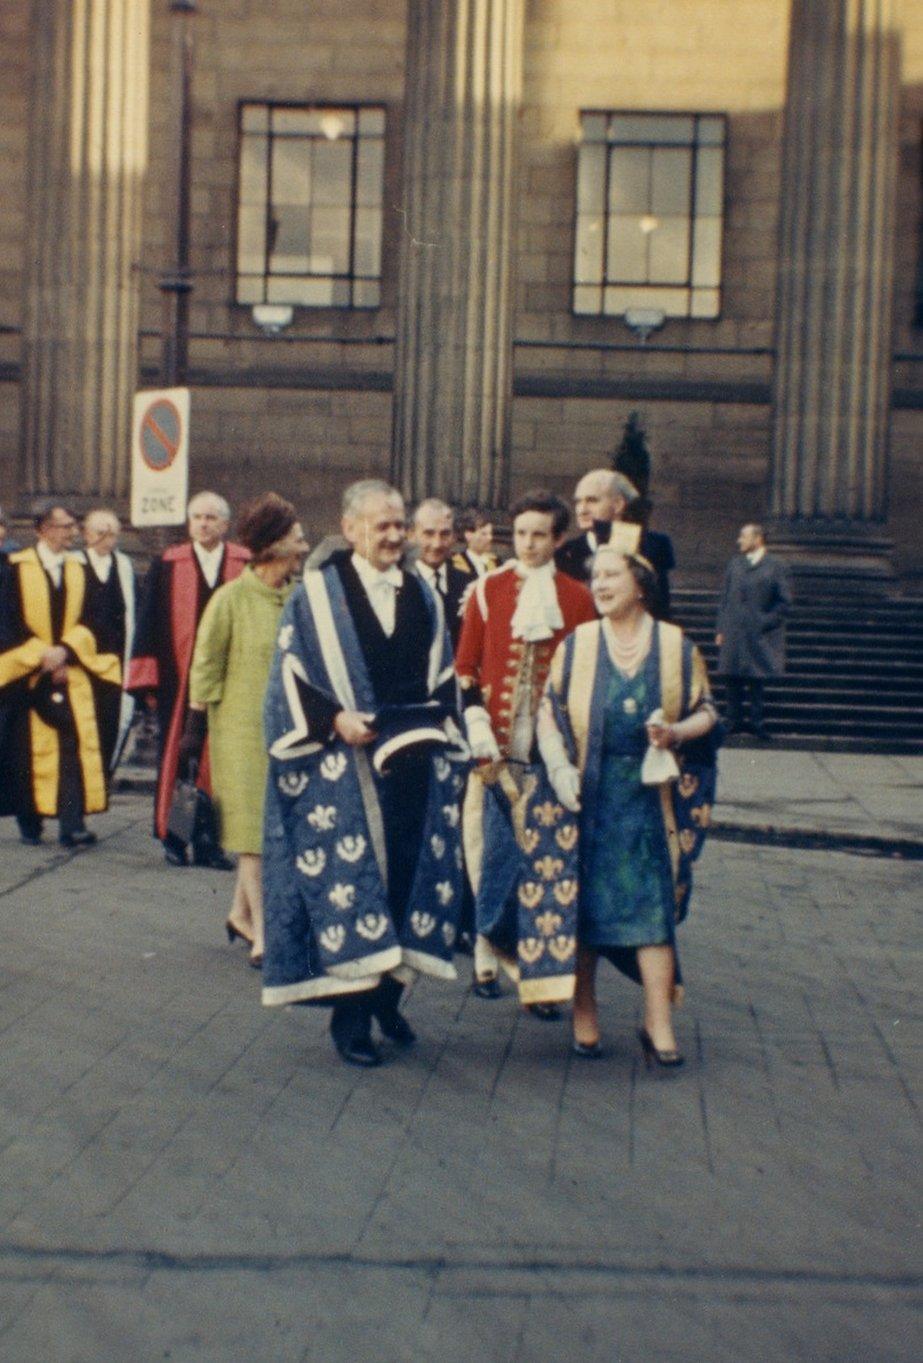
[464,705,501,762]
[537,716,581,811]
[548,761,581,812]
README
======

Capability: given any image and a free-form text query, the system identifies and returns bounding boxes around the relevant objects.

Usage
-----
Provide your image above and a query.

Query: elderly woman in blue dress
[537,544,718,1067]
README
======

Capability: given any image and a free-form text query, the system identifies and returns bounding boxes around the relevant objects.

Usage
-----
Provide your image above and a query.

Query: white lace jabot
[511,560,563,642]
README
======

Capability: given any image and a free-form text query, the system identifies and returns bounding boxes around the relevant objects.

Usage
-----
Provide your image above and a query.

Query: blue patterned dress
[580,652,675,950]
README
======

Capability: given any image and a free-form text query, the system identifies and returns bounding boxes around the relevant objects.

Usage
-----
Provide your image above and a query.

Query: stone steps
[672,589,923,751]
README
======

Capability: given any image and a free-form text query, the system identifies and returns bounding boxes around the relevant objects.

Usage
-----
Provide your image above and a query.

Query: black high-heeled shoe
[225,920,253,947]
[572,1038,603,1059]
[638,1027,684,1069]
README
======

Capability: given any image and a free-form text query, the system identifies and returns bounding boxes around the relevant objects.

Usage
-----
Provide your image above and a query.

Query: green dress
[580,654,675,949]
[189,568,293,853]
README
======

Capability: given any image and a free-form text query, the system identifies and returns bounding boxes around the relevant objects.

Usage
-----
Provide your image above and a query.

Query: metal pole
[159,0,197,387]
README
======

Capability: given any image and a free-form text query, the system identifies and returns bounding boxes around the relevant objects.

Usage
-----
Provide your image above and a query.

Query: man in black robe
[0,501,121,846]
[555,468,675,617]
[73,508,136,772]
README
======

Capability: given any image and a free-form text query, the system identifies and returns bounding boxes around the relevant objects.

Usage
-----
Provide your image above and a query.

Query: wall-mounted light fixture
[320,111,345,141]
[251,303,294,336]
[623,307,666,344]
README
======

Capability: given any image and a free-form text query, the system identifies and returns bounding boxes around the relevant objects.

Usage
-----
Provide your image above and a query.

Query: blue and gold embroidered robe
[545,619,717,989]
[261,560,467,1006]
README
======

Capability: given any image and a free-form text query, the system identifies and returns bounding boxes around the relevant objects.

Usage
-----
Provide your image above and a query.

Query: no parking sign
[130,387,190,527]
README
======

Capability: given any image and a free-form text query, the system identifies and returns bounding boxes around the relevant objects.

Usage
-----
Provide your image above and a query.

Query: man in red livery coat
[455,490,596,1006]
[126,491,250,866]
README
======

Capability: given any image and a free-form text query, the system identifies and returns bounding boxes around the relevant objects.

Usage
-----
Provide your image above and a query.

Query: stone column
[20,0,150,501]
[391,0,524,508]
[768,0,900,586]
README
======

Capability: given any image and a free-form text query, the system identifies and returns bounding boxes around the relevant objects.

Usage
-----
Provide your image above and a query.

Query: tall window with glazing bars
[573,111,726,320]
[235,102,385,309]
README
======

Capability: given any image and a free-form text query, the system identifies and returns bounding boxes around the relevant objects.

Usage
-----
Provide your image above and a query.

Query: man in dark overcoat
[715,523,793,739]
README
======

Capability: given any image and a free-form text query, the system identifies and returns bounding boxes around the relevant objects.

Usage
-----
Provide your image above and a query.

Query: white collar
[351,552,402,589]
[86,545,114,579]
[746,546,766,566]
[417,559,446,585]
[193,540,224,587]
[511,559,563,641]
[193,540,224,565]
[36,540,66,572]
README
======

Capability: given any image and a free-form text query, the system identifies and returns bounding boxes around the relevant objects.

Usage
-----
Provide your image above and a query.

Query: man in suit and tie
[452,507,499,580]
[410,499,471,651]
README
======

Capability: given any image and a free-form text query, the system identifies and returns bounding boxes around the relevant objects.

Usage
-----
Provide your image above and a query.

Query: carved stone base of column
[767,520,895,596]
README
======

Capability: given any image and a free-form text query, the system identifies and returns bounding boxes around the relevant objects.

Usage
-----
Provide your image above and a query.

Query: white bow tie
[370,565,402,590]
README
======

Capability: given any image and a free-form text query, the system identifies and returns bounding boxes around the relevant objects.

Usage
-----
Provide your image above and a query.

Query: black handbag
[166,759,220,851]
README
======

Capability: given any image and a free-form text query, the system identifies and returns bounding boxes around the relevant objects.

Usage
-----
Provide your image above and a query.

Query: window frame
[232,99,387,312]
[570,108,727,322]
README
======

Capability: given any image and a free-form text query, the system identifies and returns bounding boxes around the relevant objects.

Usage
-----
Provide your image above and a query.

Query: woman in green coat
[187,494,308,966]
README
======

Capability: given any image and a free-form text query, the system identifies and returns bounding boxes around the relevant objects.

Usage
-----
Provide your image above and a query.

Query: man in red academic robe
[126,491,249,866]
[455,490,596,1007]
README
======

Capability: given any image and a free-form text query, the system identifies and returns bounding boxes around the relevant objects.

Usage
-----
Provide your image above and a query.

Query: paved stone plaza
[0,772,920,1362]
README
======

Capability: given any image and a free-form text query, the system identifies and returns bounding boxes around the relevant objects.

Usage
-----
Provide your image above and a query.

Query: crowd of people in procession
[0,474,793,1071]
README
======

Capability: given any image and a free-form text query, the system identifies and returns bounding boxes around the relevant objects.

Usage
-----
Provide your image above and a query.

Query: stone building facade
[1,0,922,587]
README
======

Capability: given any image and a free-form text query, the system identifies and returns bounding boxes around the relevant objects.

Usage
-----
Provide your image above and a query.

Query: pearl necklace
[603,614,653,676]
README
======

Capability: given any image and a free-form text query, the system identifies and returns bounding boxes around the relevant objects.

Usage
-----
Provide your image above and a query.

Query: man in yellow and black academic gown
[0,501,122,847]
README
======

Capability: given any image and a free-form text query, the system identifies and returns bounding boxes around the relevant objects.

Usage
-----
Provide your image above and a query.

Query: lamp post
[159,0,197,387]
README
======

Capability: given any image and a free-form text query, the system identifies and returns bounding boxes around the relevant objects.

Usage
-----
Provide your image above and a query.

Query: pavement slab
[716,749,923,846]
[0,793,920,1361]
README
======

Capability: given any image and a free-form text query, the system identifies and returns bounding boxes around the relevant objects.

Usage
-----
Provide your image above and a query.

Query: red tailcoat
[126,541,250,838]
[455,563,596,754]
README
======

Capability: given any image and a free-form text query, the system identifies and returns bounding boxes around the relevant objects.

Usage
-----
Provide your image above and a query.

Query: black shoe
[375,1009,416,1047]
[572,1039,603,1059]
[193,849,235,871]
[638,1027,684,1069]
[526,1002,562,1022]
[332,1033,382,1068]
[19,833,43,847]
[59,830,97,849]
[472,975,502,1000]
[164,845,188,867]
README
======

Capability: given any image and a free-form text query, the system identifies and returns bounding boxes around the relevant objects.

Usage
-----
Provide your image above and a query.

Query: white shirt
[746,546,766,567]
[86,546,113,583]
[417,560,448,595]
[193,540,224,589]
[466,550,489,577]
[351,552,402,637]
[36,539,66,588]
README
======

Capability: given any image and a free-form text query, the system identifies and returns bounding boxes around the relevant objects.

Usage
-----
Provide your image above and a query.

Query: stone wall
[0,0,921,587]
